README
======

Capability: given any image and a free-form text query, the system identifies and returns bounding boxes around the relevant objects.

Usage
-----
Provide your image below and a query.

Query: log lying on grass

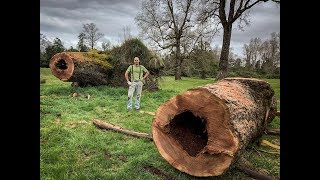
[152,77,277,177]
[49,51,165,89]
[49,52,112,87]
[93,119,152,140]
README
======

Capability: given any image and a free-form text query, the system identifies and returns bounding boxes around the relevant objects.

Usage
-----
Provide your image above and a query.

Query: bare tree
[198,0,280,80]
[122,25,132,42]
[250,38,262,67]
[227,47,238,67]
[40,33,52,67]
[234,57,242,67]
[243,37,262,69]
[101,40,111,51]
[188,38,219,78]
[81,23,104,50]
[260,32,280,74]
[243,44,252,68]
[77,32,89,52]
[269,32,280,67]
[40,33,51,53]
[135,0,217,80]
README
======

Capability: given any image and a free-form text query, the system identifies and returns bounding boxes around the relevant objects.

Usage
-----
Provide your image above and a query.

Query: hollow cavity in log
[55,59,68,70]
[167,111,208,157]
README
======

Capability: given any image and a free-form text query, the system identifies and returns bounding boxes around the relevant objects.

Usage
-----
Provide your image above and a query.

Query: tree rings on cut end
[49,52,75,81]
[152,89,239,177]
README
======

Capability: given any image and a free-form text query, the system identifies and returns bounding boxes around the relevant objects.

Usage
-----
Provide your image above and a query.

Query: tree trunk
[49,52,111,87]
[174,41,182,80]
[152,77,276,177]
[174,62,182,80]
[216,24,232,80]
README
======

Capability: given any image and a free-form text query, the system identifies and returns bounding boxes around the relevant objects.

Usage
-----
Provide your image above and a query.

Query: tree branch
[266,128,280,135]
[228,0,236,22]
[234,0,244,20]
[167,0,178,35]
[179,0,192,36]
[233,0,266,22]
[93,119,153,140]
[219,0,228,25]
[235,157,277,180]
[147,35,175,49]
[198,7,220,23]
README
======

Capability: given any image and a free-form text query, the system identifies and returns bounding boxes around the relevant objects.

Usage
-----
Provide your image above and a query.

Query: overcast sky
[40,0,279,58]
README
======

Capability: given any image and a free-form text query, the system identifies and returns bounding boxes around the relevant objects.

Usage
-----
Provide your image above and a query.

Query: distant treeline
[40,32,279,79]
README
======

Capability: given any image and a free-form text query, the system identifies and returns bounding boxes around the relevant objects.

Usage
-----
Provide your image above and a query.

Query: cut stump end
[49,52,75,81]
[152,89,239,177]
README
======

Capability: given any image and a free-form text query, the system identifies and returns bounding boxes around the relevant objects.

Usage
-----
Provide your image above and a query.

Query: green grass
[41,68,280,179]
[158,76,214,93]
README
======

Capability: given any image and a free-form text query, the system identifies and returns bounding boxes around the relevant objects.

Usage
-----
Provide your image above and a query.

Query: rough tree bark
[49,52,112,87]
[216,24,232,80]
[152,77,276,177]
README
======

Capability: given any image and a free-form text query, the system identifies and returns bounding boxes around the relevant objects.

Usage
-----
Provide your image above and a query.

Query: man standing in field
[125,57,150,110]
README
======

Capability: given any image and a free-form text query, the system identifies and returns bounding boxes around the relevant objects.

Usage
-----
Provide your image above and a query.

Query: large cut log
[49,52,112,87]
[152,78,277,177]
[49,50,165,89]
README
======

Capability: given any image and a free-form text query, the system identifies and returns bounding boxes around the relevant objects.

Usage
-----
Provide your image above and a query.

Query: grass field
[40,68,280,179]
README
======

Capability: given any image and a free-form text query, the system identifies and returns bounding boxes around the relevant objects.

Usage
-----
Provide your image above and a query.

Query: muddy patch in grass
[117,155,127,162]
[143,165,176,180]
[104,152,112,160]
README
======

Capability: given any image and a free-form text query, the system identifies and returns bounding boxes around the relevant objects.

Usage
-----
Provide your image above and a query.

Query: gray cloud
[40,0,141,47]
[41,0,138,10]
[40,0,279,57]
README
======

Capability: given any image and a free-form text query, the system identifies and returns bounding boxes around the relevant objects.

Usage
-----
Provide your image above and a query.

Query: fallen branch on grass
[236,165,277,180]
[139,110,155,116]
[92,119,152,140]
[257,149,280,155]
[260,140,280,150]
[235,157,277,180]
[266,128,280,135]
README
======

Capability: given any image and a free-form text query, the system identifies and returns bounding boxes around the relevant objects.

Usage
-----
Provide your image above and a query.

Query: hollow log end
[49,52,75,81]
[152,89,239,177]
